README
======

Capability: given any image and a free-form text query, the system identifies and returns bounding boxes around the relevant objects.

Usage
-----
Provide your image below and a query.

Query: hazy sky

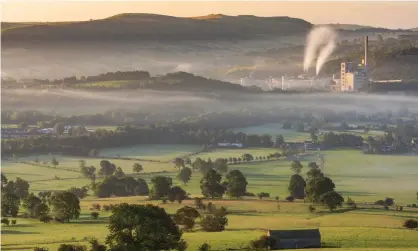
[2,1,418,29]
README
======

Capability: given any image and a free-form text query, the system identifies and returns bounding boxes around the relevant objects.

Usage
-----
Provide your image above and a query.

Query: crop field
[2,143,418,251]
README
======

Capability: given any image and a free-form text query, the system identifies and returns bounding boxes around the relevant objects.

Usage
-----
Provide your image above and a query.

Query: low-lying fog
[2,88,418,116]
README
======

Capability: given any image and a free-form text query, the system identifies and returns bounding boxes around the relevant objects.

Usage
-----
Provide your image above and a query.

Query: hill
[319,23,375,30]
[1,13,312,44]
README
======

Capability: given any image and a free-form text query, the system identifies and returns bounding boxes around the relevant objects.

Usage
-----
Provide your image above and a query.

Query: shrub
[194,197,204,209]
[384,205,389,210]
[11,220,16,226]
[257,192,270,200]
[308,205,316,213]
[102,205,110,212]
[250,235,277,250]
[384,197,394,206]
[1,218,10,226]
[91,212,99,219]
[39,215,53,223]
[275,196,279,201]
[346,196,355,206]
[198,243,211,251]
[33,248,49,251]
[375,200,385,205]
[412,204,417,208]
[285,196,295,202]
[403,219,418,229]
[92,203,101,211]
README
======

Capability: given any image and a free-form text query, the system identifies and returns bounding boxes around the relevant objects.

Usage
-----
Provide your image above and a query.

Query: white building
[342,72,366,91]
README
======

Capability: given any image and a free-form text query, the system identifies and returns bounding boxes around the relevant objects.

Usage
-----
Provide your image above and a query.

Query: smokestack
[364,36,368,68]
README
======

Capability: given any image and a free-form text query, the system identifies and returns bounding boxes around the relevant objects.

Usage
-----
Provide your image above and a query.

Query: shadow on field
[1,229,40,235]
[337,191,377,196]
[72,219,109,225]
[1,247,34,250]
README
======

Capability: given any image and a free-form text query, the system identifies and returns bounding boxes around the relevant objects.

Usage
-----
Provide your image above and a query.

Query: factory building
[339,36,369,92]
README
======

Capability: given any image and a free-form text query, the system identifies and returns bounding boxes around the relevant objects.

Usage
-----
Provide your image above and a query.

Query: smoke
[303,26,338,75]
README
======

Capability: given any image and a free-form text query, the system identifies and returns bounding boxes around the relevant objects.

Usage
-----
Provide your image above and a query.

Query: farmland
[1,140,418,250]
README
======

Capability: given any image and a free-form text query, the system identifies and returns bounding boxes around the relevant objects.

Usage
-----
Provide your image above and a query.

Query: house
[217,142,244,148]
[267,229,321,250]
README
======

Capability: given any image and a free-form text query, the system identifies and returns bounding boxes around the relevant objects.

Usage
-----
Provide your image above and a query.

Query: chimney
[364,36,368,68]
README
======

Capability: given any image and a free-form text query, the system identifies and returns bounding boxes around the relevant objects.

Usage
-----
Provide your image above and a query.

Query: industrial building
[338,36,369,92]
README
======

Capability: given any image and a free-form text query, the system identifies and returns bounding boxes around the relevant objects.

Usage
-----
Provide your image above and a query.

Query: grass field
[2,141,418,250]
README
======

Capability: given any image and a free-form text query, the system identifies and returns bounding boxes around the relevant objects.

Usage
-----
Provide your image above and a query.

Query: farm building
[267,229,321,250]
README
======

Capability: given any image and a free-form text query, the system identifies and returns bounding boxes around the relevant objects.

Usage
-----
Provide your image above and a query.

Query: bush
[346,196,356,206]
[39,215,53,223]
[92,203,101,211]
[403,219,418,229]
[412,204,417,208]
[384,197,394,206]
[91,212,99,219]
[198,243,211,251]
[375,200,385,205]
[102,205,110,212]
[250,235,277,250]
[308,205,316,213]
[275,196,279,201]
[1,218,10,226]
[11,220,16,226]
[33,248,48,251]
[285,196,295,202]
[257,192,270,200]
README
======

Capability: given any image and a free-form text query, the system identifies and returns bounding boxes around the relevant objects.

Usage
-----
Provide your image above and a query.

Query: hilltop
[1,13,312,44]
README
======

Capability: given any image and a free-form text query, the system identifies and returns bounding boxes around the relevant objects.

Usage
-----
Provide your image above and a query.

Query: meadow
[2,131,418,250]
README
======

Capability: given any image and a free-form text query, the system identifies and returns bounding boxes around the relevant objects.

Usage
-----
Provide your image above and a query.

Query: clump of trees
[403,219,418,229]
[173,206,201,231]
[94,176,149,198]
[249,235,277,250]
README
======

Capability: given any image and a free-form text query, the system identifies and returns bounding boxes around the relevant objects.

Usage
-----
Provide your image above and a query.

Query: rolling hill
[1,13,313,43]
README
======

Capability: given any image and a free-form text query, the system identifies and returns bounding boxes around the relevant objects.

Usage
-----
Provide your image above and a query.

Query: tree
[11,219,17,226]
[173,206,201,231]
[1,218,10,226]
[50,191,80,222]
[81,166,96,180]
[290,160,303,174]
[241,153,254,162]
[200,169,225,198]
[274,135,285,148]
[200,207,228,232]
[198,243,211,251]
[384,197,394,206]
[91,212,99,219]
[184,157,192,166]
[250,235,277,250]
[98,160,116,176]
[173,158,185,169]
[306,177,335,203]
[88,239,107,251]
[1,172,8,189]
[68,187,89,199]
[150,176,172,199]
[177,167,192,185]
[34,203,50,218]
[114,167,125,178]
[288,174,306,199]
[54,123,66,135]
[51,157,59,168]
[132,163,143,174]
[106,203,183,251]
[224,170,248,198]
[22,193,42,217]
[320,191,344,211]
[310,130,318,144]
[79,160,86,169]
[257,192,270,200]
[4,177,30,199]
[214,158,228,174]
[57,244,87,251]
[168,186,187,203]
[1,192,20,217]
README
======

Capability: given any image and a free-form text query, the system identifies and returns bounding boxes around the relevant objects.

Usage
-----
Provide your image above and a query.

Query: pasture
[2,143,418,250]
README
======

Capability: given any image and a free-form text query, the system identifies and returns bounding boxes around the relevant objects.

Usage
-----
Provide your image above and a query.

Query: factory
[337,36,369,92]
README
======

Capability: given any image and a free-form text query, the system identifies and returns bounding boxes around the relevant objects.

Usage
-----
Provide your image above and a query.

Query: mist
[303,26,338,75]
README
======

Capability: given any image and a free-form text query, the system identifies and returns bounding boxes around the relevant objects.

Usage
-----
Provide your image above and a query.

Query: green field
[2,142,418,250]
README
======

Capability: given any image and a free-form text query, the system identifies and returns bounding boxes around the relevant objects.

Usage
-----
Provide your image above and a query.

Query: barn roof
[267,229,321,239]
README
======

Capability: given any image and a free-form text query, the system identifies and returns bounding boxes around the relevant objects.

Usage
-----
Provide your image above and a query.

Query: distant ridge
[1,13,312,43]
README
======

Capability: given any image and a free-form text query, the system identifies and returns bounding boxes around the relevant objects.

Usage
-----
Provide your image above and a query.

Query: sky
[1,1,418,29]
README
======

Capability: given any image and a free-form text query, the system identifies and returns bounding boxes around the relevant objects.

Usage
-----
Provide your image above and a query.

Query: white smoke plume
[303,26,338,75]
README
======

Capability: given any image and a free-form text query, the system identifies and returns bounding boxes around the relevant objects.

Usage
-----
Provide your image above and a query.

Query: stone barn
[267,229,321,249]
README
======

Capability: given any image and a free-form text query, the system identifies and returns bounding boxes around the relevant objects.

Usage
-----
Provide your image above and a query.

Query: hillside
[319,23,375,30]
[1,13,312,43]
